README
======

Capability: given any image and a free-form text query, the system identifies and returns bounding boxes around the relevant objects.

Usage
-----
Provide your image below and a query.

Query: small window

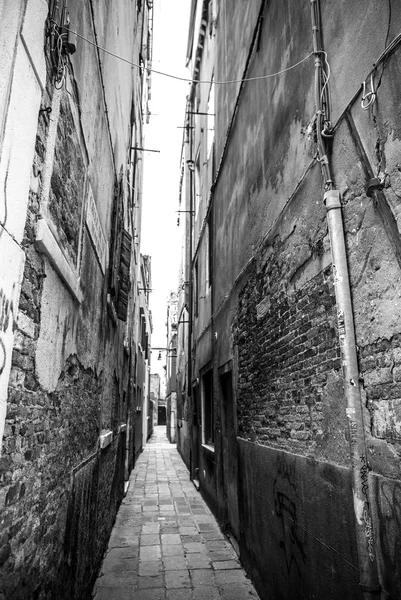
[202,370,214,445]
[206,210,213,288]
[207,82,215,160]
[193,260,199,318]
[195,148,201,215]
[208,0,213,35]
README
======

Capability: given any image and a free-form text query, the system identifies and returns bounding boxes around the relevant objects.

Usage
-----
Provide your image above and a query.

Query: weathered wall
[182,0,401,598]
[0,0,47,459]
[0,0,150,597]
[238,440,362,600]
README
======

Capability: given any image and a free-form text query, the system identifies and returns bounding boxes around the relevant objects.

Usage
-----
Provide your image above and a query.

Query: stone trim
[99,430,113,449]
[35,218,83,304]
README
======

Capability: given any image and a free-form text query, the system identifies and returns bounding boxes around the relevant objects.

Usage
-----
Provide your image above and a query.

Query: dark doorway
[158,405,166,425]
[134,386,143,462]
[220,370,240,541]
[191,382,200,484]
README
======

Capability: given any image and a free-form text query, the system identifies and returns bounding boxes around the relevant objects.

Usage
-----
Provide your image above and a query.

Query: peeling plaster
[35,261,78,392]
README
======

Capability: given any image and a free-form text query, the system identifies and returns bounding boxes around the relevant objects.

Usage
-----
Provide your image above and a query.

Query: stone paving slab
[92,426,260,600]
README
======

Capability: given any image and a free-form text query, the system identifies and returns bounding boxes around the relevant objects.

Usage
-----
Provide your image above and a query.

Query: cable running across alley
[70,28,313,85]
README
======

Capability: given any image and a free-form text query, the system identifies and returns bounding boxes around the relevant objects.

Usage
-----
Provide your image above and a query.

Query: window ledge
[99,430,113,449]
[201,443,215,455]
[36,218,83,304]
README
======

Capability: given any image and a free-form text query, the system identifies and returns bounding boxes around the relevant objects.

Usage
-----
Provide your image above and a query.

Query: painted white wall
[0,0,48,455]
[35,261,79,392]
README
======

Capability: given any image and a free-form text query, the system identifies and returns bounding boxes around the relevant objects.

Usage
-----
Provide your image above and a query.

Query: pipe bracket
[365,178,384,198]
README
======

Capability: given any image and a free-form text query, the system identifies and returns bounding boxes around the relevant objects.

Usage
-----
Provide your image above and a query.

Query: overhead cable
[70,29,313,85]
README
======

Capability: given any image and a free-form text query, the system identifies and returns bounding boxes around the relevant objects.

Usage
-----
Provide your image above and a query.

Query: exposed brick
[237,263,340,454]
[11,350,34,372]
[393,366,401,382]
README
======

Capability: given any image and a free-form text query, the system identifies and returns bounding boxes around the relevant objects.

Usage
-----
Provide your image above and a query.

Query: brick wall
[236,258,341,455]
[360,337,401,446]
[48,96,86,267]
[0,65,126,600]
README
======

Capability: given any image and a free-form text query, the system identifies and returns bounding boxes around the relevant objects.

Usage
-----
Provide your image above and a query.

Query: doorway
[190,382,200,485]
[158,405,166,425]
[220,369,240,542]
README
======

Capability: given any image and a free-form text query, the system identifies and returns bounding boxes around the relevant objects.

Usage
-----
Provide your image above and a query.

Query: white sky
[141,0,191,362]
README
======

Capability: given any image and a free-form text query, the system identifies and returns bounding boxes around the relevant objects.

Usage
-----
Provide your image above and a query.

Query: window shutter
[116,229,132,321]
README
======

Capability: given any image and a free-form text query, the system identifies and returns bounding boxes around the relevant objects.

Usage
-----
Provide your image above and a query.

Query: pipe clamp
[365,178,384,198]
[324,189,341,211]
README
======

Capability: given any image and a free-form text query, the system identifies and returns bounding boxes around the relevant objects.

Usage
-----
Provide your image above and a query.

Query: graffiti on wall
[0,286,15,377]
[273,456,307,577]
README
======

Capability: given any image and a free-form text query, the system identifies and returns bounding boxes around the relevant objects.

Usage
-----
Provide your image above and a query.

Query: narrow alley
[3,1,401,599]
[92,427,259,600]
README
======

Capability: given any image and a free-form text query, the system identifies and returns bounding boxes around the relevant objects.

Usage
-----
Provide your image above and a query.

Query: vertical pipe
[311,0,380,595]
[187,107,194,477]
[325,191,380,598]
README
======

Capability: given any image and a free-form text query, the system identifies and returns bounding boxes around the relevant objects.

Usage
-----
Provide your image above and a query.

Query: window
[109,175,132,322]
[202,370,214,445]
[193,260,199,318]
[206,210,213,288]
[139,308,147,353]
[208,0,213,35]
[117,229,132,320]
[195,148,201,215]
[207,81,215,160]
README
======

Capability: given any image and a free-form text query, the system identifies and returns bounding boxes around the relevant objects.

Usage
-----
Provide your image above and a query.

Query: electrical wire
[126,175,141,202]
[0,159,9,243]
[319,51,330,108]
[70,28,313,85]
[49,18,68,88]
[333,30,401,131]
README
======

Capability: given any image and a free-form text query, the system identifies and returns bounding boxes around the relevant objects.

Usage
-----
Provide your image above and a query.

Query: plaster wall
[35,260,78,391]
[0,1,26,145]
[0,0,151,596]
[0,0,47,456]
[184,0,401,597]
[238,440,362,600]
[214,0,315,312]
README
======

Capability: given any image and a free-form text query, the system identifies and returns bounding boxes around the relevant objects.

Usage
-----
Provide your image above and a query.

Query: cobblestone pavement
[92,426,260,600]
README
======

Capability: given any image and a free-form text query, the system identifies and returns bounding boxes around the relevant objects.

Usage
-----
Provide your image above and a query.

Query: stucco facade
[177,1,401,599]
[137,254,153,455]
[166,291,178,443]
[0,1,153,597]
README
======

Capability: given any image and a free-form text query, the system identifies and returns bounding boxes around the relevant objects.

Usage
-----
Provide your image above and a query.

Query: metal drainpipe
[187,107,194,478]
[311,1,380,595]
[325,191,380,598]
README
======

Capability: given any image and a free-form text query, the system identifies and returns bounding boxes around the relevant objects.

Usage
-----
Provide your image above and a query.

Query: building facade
[136,254,153,458]
[150,372,161,426]
[177,1,401,599]
[166,291,178,443]
[0,1,153,598]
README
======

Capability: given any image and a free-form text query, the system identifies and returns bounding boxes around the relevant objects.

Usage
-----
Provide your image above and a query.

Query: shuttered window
[109,177,132,322]
[116,229,132,321]
[202,370,214,445]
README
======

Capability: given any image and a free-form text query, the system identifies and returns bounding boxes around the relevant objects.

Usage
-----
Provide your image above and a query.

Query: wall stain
[273,455,307,577]
[375,478,401,596]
